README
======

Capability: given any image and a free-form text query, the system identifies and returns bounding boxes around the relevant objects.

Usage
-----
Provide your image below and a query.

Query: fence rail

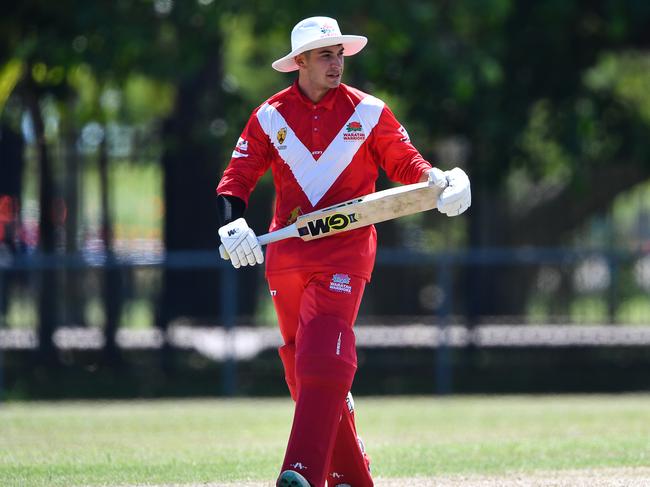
[1,246,649,398]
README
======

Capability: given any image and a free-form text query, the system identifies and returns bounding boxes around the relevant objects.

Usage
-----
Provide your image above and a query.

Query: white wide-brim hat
[272,16,367,73]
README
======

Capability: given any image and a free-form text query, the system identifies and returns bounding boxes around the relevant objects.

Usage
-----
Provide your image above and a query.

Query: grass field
[1,395,649,486]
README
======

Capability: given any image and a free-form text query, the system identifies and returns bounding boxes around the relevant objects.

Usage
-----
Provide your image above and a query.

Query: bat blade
[257,181,444,246]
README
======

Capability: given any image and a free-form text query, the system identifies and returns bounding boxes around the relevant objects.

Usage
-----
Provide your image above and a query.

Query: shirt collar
[290,79,339,110]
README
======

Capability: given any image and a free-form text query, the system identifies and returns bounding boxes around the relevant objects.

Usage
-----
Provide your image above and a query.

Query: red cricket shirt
[217,81,432,280]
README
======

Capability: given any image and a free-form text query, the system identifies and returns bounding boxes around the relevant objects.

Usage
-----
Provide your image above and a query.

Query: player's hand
[218,218,264,269]
[428,167,471,216]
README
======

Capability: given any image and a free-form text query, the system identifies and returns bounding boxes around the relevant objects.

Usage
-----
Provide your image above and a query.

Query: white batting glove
[218,244,230,261]
[218,218,264,269]
[428,167,471,216]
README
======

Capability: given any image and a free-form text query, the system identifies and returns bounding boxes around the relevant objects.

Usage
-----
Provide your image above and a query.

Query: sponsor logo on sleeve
[232,137,249,158]
[398,125,411,143]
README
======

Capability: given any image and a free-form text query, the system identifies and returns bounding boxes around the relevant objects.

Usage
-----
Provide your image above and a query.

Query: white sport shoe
[277,469,311,487]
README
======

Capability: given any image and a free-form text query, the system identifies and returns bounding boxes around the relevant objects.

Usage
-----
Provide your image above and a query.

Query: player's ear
[295,53,306,68]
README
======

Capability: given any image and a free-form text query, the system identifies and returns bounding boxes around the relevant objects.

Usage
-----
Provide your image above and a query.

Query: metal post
[220,265,237,396]
[435,255,452,395]
[0,269,4,403]
[607,252,619,325]
[606,210,618,325]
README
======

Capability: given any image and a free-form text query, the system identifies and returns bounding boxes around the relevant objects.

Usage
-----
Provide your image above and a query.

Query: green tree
[336,1,650,317]
[3,0,650,335]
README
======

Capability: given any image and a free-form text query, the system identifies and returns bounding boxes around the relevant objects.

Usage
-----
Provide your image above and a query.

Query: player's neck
[297,76,332,104]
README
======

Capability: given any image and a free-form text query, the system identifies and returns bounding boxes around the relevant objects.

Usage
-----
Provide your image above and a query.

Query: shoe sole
[278,469,311,487]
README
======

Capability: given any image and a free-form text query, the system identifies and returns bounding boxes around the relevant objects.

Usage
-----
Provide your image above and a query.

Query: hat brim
[272,35,368,72]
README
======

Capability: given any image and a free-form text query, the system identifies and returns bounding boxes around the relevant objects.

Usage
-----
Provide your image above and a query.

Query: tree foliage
[2,0,650,322]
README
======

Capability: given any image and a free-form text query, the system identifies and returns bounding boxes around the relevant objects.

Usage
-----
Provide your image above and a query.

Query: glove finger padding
[235,244,249,266]
[246,231,264,264]
[240,233,257,266]
[438,167,471,216]
[219,244,230,261]
[253,244,264,264]
[229,250,242,268]
[441,199,466,216]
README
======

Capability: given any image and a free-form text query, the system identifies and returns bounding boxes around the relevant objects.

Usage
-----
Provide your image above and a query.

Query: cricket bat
[257,180,445,246]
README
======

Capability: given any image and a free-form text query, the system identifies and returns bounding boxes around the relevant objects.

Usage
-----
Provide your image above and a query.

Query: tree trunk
[24,70,58,363]
[0,122,24,328]
[61,96,85,327]
[159,56,224,326]
[99,132,122,365]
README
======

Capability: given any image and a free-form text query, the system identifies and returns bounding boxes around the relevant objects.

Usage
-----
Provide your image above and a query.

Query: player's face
[298,45,344,97]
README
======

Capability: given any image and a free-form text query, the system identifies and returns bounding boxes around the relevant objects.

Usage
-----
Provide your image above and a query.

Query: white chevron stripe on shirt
[256,94,385,206]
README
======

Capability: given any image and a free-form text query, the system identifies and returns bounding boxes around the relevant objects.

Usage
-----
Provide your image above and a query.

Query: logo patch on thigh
[329,273,352,294]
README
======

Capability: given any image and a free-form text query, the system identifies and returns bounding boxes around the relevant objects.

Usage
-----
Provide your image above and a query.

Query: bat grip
[257,224,299,246]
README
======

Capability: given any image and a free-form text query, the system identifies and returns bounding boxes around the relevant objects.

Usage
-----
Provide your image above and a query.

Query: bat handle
[257,224,300,246]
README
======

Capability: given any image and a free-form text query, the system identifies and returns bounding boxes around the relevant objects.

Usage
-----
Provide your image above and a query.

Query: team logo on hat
[320,23,337,36]
[277,127,287,145]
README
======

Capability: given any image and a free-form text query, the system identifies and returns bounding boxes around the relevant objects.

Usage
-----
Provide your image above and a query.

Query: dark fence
[1,246,649,399]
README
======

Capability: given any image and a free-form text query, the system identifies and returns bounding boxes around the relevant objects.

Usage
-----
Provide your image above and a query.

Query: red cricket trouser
[269,270,374,487]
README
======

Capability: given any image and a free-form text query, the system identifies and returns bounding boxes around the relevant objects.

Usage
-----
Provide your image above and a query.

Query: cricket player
[216,16,471,487]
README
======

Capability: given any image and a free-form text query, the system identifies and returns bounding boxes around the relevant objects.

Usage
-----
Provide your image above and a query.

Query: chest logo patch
[277,127,287,145]
[344,121,365,141]
[346,121,362,132]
